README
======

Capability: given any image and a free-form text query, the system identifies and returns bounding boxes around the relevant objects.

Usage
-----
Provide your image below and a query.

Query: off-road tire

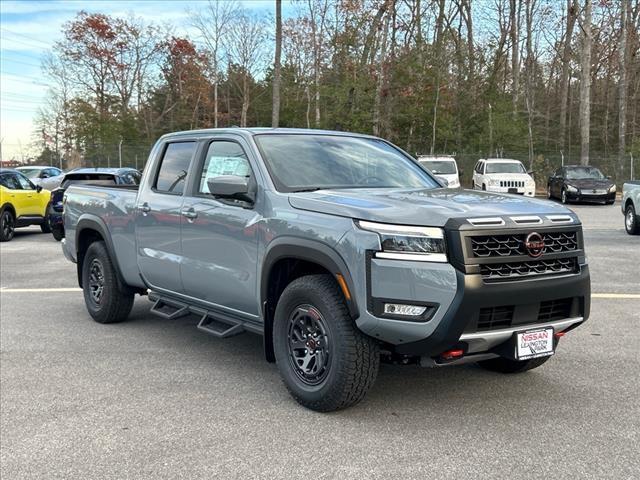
[273,274,379,412]
[477,355,550,373]
[625,203,639,235]
[0,208,15,242]
[82,241,134,324]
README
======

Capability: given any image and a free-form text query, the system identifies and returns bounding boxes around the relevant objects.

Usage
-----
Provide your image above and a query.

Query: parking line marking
[591,293,640,299]
[0,288,81,293]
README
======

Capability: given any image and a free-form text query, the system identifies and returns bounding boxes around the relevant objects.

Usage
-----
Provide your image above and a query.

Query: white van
[417,156,461,188]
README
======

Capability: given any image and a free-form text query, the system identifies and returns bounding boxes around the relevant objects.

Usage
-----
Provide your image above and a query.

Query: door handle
[181,208,198,220]
[138,203,151,215]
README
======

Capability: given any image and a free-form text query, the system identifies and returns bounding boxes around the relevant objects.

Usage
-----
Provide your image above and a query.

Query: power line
[0,28,52,47]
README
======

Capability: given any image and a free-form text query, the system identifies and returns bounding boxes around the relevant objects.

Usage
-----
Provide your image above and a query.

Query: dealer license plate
[516,328,554,360]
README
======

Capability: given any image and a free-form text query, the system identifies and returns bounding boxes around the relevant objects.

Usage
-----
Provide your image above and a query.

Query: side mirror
[435,176,449,187]
[606,175,612,180]
[207,175,255,203]
[36,185,43,193]
[527,170,534,176]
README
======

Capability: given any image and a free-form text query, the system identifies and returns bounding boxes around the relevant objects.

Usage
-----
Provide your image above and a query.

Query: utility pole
[118,139,123,169]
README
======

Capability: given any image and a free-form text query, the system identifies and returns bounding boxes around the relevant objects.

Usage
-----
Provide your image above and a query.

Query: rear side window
[155,142,196,194]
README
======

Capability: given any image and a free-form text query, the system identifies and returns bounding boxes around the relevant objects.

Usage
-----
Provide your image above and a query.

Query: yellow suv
[0,169,52,242]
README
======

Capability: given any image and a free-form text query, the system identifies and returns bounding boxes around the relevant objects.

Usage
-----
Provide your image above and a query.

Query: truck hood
[288,188,571,227]
[485,173,533,181]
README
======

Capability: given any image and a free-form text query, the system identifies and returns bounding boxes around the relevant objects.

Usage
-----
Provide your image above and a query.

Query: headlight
[566,185,578,193]
[609,184,616,193]
[488,179,499,186]
[526,178,535,186]
[356,220,447,262]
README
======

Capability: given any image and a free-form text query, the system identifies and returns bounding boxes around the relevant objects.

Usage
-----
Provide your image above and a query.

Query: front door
[135,141,197,293]
[180,138,260,316]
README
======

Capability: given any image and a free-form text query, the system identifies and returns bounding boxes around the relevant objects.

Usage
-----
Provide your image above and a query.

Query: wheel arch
[1,202,16,216]
[260,237,360,363]
[75,215,132,293]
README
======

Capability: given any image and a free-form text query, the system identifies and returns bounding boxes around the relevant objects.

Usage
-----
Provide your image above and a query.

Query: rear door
[179,138,261,316]
[135,141,197,293]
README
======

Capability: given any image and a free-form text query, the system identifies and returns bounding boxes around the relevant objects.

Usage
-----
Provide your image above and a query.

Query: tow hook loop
[440,349,464,361]
[554,331,566,338]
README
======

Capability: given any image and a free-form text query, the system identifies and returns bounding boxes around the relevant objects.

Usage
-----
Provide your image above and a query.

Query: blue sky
[0,0,284,161]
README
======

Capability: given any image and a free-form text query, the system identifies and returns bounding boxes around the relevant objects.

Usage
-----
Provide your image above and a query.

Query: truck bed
[63,184,143,289]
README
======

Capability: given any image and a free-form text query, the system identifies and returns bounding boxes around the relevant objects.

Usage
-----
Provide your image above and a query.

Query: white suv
[472,158,535,197]
[417,156,460,188]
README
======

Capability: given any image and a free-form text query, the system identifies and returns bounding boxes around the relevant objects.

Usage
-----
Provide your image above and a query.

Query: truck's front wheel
[477,355,550,373]
[273,274,379,412]
[82,241,134,324]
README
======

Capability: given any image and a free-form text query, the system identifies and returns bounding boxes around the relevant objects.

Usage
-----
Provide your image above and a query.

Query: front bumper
[485,185,535,197]
[567,191,615,203]
[391,265,590,357]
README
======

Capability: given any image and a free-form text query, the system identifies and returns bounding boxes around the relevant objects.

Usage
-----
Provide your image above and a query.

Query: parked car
[15,166,63,187]
[0,169,51,241]
[547,165,616,205]
[417,155,461,188]
[622,181,640,235]
[472,158,535,197]
[62,128,590,412]
[48,167,141,241]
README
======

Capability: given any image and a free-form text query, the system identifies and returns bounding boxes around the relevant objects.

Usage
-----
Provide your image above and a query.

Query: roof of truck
[66,167,138,175]
[161,127,378,140]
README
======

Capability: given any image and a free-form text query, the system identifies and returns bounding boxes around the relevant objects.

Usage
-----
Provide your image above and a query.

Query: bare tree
[559,0,578,151]
[227,13,267,127]
[272,0,282,127]
[190,0,239,128]
[579,0,592,165]
[618,0,629,172]
[305,0,331,127]
[510,0,521,116]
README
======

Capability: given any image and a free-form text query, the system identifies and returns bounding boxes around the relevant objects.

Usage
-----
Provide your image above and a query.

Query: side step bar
[148,292,261,339]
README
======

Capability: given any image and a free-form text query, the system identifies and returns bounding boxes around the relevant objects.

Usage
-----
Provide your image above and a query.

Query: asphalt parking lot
[1,201,638,479]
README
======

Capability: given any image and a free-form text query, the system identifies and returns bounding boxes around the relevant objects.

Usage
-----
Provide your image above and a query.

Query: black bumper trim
[394,265,590,357]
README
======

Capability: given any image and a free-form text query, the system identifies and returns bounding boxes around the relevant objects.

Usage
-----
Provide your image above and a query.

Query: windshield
[420,160,457,175]
[565,167,605,180]
[16,168,41,178]
[486,162,526,174]
[255,134,439,192]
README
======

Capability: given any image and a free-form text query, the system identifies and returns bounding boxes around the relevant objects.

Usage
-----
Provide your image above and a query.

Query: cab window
[198,141,251,195]
[154,142,196,194]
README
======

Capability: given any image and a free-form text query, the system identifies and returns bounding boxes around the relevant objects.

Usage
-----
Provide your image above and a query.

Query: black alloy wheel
[287,304,331,386]
[0,209,15,242]
[88,258,105,306]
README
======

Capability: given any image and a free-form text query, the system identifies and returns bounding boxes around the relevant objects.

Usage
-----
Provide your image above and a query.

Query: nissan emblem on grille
[524,232,545,257]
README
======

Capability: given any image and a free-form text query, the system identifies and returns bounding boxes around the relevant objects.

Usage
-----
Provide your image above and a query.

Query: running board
[148,292,251,339]
[150,298,190,320]
[197,314,244,338]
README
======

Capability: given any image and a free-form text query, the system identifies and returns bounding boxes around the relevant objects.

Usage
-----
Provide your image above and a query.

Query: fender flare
[75,215,130,292]
[260,237,360,363]
[260,237,360,319]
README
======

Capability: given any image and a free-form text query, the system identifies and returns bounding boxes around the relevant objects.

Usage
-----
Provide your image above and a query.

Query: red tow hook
[440,349,465,361]
[554,331,566,339]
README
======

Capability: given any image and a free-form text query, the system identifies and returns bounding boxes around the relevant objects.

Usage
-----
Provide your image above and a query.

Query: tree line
[36,0,639,181]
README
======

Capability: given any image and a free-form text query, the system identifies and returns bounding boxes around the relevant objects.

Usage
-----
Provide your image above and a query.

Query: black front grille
[538,298,573,322]
[470,231,578,258]
[480,257,578,280]
[477,305,514,331]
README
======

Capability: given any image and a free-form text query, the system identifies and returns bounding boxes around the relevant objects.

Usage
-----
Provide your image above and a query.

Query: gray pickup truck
[62,128,590,411]
[622,181,640,234]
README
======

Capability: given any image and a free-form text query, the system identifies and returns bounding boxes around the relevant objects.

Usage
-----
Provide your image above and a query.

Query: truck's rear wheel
[82,241,134,324]
[477,355,550,373]
[273,274,379,412]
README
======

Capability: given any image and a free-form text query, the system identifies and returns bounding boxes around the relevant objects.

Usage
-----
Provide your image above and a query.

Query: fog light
[383,304,427,316]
